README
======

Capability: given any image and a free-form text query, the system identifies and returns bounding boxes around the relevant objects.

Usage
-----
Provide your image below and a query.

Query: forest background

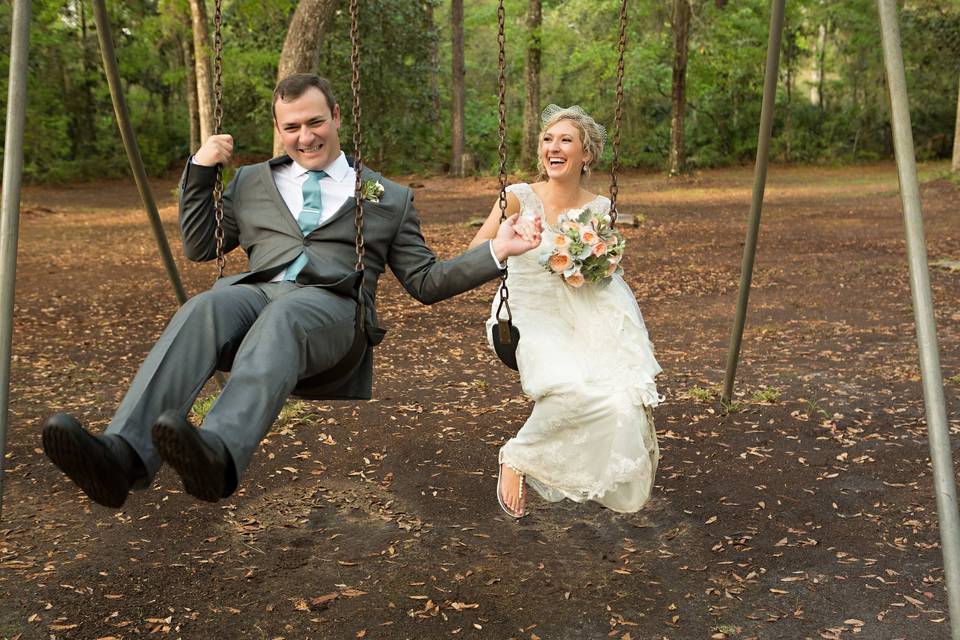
[2,0,960,183]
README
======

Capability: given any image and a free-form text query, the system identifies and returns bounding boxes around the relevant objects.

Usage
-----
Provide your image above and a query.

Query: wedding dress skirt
[486,183,661,513]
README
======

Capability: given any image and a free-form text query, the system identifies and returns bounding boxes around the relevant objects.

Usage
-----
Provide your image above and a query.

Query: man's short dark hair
[272,74,337,120]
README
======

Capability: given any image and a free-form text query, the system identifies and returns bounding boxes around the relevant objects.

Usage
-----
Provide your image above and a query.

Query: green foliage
[687,385,719,402]
[751,387,782,403]
[3,0,959,181]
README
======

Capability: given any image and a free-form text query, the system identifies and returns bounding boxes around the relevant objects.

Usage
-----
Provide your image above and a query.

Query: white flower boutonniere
[360,179,385,203]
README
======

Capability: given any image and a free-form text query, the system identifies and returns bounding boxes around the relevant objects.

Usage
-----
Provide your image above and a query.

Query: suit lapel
[257,158,382,235]
[257,161,303,237]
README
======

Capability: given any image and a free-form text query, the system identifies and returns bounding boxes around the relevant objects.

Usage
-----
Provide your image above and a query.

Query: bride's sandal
[497,463,528,519]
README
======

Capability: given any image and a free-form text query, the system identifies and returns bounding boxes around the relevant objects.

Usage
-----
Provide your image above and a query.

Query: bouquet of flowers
[539,207,625,287]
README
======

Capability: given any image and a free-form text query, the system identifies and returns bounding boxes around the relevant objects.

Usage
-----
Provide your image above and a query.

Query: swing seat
[491,318,520,371]
[216,270,376,400]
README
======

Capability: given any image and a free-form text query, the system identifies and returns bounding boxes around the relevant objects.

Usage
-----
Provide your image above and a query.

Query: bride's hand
[491,213,542,261]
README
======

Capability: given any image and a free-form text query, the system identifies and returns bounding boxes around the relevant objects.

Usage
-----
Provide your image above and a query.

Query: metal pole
[877,1,960,637]
[91,0,187,305]
[0,0,32,521]
[721,0,786,403]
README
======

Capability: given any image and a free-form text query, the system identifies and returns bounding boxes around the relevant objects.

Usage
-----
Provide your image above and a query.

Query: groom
[42,73,540,508]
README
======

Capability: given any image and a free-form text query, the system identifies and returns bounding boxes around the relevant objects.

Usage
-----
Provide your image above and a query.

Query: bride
[469,105,662,518]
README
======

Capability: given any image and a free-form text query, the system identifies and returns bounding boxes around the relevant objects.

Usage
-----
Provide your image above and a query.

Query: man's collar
[290,152,350,182]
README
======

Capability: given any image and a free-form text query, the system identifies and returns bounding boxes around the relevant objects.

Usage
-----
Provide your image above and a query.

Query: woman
[469,105,661,518]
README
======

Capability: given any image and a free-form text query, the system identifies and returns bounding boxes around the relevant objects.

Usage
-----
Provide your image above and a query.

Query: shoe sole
[42,424,128,508]
[151,421,224,503]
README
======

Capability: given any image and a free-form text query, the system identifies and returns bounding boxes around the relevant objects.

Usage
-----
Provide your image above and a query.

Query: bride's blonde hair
[536,104,607,181]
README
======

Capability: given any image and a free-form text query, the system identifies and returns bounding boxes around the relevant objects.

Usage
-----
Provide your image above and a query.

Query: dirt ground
[1,162,959,640]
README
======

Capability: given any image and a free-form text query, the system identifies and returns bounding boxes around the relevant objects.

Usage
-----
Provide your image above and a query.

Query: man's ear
[332,103,341,127]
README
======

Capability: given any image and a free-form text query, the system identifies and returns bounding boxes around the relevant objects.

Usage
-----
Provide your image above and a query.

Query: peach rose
[581,227,599,245]
[553,233,571,248]
[548,251,572,273]
[591,240,607,257]
[564,270,585,288]
[607,256,620,275]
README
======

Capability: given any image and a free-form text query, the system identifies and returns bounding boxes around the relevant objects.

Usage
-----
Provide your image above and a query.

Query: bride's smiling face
[541,119,590,181]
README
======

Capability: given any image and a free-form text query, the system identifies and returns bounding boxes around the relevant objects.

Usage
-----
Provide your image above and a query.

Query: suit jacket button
[302,239,310,246]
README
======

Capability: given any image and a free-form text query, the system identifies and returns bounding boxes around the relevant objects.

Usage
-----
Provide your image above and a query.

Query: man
[42,73,540,508]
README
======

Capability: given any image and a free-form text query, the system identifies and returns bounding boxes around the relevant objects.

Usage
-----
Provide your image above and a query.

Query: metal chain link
[609,0,628,226]
[213,0,225,277]
[494,0,511,326]
[349,0,365,277]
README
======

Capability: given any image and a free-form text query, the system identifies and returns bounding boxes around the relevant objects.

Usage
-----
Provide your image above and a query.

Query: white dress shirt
[271,152,354,281]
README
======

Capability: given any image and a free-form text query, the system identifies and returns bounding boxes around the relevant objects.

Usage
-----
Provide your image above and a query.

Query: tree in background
[5,0,959,182]
[668,0,691,175]
[450,0,467,176]
[273,0,340,155]
[520,0,542,173]
[954,74,960,173]
[188,0,214,142]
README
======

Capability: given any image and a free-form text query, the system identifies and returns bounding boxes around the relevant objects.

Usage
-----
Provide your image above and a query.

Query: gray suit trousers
[105,282,356,484]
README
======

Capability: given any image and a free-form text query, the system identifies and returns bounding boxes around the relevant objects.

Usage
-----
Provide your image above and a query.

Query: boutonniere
[360,179,385,203]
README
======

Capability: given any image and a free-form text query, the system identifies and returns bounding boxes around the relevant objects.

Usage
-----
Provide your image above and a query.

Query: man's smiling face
[274,86,342,170]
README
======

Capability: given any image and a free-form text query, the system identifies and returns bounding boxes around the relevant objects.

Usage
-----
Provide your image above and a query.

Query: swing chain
[213,0,226,277]
[349,0,365,276]
[609,0,628,226]
[494,0,511,336]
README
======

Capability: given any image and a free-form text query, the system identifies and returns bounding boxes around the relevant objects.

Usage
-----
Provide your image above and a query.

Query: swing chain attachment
[494,0,512,343]
[349,0,365,278]
[213,0,226,278]
[609,0,628,226]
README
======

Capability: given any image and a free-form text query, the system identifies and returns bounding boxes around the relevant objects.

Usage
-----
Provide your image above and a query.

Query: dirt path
[1,163,958,640]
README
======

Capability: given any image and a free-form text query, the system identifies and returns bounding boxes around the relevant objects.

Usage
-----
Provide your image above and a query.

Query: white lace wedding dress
[486,183,662,513]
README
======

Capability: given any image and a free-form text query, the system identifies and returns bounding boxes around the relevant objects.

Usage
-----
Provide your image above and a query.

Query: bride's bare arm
[468,192,521,250]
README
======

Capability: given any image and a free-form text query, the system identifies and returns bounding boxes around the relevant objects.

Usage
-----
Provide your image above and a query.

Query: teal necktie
[285,170,327,281]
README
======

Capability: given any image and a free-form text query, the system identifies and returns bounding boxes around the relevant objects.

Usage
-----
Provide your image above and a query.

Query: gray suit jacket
[178,155,502,399]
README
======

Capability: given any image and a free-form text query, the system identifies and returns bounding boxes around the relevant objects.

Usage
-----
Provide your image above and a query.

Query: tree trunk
[188,0,214,142]
[520,0,542,173]
[783,27,794,162]
[178,5,201,153]
[273,0,340,156]
[816,21,827,112]
[450,0,467,176]
[668,0,691,176]
[427,2,441,135]
[953,73,960,173]
[76,0,96,157]
[182,34,201,153]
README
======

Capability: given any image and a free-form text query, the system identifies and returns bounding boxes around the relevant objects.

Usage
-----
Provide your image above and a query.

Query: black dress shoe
[42,414,145,508]
[151,411,234,503]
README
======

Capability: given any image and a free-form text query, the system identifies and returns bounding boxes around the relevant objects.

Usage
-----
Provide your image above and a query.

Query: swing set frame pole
[721,0,786,404]
[877,1,960,636]
[0,0,32,521]
[90,0,187,305]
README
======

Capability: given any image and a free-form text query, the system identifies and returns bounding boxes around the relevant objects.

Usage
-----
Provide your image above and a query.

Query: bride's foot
[497,463,527,519]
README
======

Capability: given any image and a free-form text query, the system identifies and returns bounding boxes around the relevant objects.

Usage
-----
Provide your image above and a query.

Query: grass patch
[805,398,830,419]
[687,385,720,402]
[191,394,216,421]
[190,395,309,424]
[751,387,782,403]
[947,374,960,386]
[720,398,745,414]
